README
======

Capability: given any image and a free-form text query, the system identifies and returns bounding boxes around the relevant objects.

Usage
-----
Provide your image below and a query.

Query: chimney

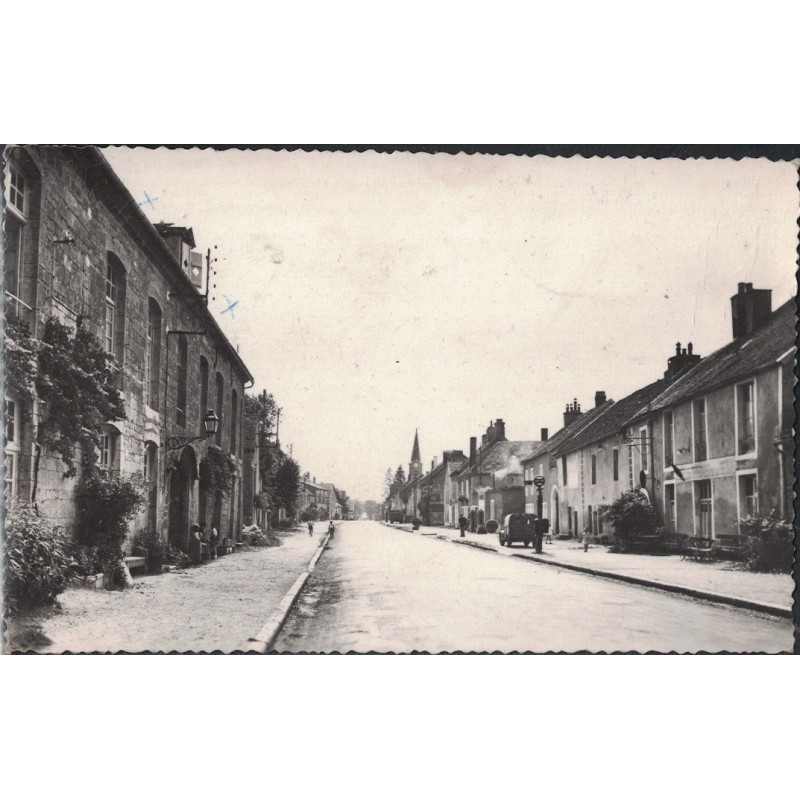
[494,419,506,441]
[594,391,607,408]
[731,283,772,340]
[469,437,477,465]
[563,399,583,428]
[540,428,549,442]
[665,340,701,380]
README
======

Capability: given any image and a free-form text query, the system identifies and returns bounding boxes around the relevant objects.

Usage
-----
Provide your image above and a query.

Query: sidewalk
[384,522,793,617]
[6,527,326,653]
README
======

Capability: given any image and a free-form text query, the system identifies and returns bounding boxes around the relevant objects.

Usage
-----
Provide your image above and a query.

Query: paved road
[275,520,793,653]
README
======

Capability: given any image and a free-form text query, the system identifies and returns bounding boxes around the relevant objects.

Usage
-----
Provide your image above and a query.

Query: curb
[245,530,334,653]
[510,553,792,619]
[382,521,790,620]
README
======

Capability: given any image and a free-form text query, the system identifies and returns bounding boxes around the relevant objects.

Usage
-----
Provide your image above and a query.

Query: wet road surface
[274,520,793,653]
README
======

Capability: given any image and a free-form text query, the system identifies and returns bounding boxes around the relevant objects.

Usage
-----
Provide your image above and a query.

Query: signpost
[533,475,545,553]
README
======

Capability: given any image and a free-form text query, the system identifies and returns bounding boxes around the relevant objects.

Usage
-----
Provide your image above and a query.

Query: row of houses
[3,145,348,554]
[297,473,350,520]
[387,283,795,543]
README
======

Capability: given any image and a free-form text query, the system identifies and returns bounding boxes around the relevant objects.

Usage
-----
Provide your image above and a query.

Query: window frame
[664,481,677,534]
[736,469,759,525]
[99,428,121,472]
[692,398,708,462]
[176,335,188,428]
[693,478,714,538]
[734,379,757,457]
[591,454,596,485]
[663,410,674,467]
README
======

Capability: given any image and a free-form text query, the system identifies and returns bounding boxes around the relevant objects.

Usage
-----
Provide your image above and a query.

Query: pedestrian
[459,514,467,538]
[582,526,589,552]
[308,520,314,537]
[210,526,219,558]
[328,520,335,538]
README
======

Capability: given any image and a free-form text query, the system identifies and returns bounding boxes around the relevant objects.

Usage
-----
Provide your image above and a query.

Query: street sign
[533,475,546,488]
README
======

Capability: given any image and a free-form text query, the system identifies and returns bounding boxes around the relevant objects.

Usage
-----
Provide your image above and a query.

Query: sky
[104,148,798,502]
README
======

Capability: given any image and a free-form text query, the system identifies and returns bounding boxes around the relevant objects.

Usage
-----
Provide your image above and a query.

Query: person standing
[582,526,590,552]
[328,520,335,538]
[308,520,314,537]
[459,514,468,538]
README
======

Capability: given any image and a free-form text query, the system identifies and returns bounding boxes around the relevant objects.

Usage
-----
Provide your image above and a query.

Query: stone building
[415,450,466,526]
[3,146,253,553]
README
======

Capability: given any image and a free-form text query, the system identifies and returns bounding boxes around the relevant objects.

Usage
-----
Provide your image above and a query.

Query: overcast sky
[104,148,798,502]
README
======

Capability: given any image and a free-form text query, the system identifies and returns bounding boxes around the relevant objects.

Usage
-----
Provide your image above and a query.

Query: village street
[275,520,793,653]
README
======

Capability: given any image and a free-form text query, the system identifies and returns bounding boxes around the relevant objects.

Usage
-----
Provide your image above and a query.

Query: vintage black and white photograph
[2,145,796,653]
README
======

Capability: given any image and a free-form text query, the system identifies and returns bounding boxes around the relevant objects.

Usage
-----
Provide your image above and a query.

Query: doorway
[168,447,197,551]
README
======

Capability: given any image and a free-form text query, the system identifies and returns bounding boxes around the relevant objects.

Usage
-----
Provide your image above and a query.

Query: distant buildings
[384,283,794,544]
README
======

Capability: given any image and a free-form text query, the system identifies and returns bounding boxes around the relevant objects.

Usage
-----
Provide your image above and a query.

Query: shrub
[4,504,72,610]
[75,470,145,587]
[411,516,422,530]
[163,544,192,569]
[250,529,282,547]
[739,513,794,573]
[485,519,499,533]
[600,490,658,550]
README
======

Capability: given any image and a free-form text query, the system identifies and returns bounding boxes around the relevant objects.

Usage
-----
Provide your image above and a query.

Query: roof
[521,401,613,464]
[410,430,421,463]
[452,440,539,478]
[555,380,669,454]
[632,298,795,419]
[66,147,254,384]
[417,452,467,486]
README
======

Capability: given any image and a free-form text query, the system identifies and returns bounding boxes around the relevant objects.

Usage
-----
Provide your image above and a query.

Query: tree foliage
[383,468,394,499]
[393,466,406,486]
[274,456,301,517]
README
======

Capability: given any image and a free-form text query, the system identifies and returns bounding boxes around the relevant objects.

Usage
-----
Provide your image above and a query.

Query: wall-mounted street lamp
[167,409,218,450]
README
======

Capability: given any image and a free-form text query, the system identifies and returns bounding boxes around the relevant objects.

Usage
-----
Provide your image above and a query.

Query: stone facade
[3,146,253,552]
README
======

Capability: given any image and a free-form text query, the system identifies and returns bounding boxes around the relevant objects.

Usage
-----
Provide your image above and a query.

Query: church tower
[409,429,422,479]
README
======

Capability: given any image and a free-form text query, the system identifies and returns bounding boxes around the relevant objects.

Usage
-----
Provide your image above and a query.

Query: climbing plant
[35,317,125,483]
[4,317,38,400]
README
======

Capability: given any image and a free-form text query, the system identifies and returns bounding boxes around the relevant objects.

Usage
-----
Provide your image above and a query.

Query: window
[628,443,634,488]
[199,357,209,426]
[8,166,26,215]
[145,299,162,409]
[215,373,224,445]
[591,455,596,484]
[639,426,649,473]
[105,254,126,375]
[4,162,35,324]
[176,335,188,427]
[736,381,755,455]
[561,455,567,485]
[612,448,619,481]
[695,479,712,538]
[4,398,19,499]
[693,399,707,461]
[663,411,674,466]
[231,389,238,453]
[665,483,676,533]
[738,473,758,519]
[99,427,120,471]
[587,505,593,532]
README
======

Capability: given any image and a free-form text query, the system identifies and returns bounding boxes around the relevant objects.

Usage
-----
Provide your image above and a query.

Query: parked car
[500,513,538,547]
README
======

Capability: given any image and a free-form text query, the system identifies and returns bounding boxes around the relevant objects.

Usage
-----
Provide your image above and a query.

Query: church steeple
[409,429,422,479]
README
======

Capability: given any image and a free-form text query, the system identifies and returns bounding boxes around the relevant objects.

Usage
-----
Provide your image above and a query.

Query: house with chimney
[521,397,613,536]
[625,284,795,542]
[415,450,466,526]
[448,419,538,531]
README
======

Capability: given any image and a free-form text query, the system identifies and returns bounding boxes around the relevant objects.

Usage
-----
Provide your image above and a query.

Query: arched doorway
[168,447,197,551]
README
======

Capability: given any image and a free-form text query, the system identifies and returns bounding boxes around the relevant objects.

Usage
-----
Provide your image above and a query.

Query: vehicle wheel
[498,534,503,546]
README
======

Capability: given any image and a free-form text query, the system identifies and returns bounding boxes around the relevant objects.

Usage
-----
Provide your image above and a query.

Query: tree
[393,465,406,486]
[274,457,301,517]
[383,468,394,499]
